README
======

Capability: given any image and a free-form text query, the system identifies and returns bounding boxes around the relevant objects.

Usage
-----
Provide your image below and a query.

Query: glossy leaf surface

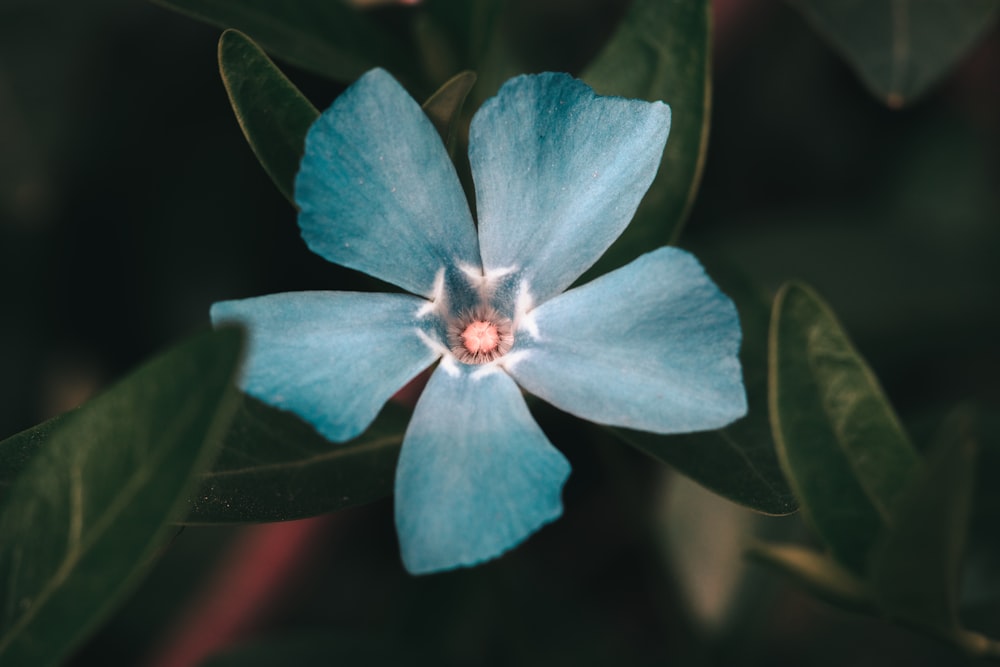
[185,395,408,524]
[219,29,318,203]
[582,0,711,274]
[793,0,999,107]
[769,282,919,573]
[0,329,243,666]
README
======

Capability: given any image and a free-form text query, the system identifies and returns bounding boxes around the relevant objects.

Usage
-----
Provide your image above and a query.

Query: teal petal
[211,291,440,442]
[295,68,480,298]
[394,363,571,574]
[469,73,670,304]
[506,247,746,433]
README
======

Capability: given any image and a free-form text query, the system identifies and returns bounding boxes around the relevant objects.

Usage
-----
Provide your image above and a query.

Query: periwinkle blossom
[211,68,747,574]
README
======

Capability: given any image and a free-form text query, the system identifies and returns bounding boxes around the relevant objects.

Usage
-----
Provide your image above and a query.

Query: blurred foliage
[0,329,242,665]
[756,284,999,657]
[791,0,1000,107]
[1,0,999,665]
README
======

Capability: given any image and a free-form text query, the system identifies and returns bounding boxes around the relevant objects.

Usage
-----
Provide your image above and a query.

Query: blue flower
[212,68,746,574]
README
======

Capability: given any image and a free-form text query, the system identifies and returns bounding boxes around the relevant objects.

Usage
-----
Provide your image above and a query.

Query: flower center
[447,307,513,365]
[462,321,500,355]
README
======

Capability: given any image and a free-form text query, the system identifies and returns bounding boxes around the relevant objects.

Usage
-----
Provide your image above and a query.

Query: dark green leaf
[869,408,977,633]
[153,0,424,88]
[219,29,318,204]
[582,0,711,275]
[2,396,408,527]
[420,0,505,75]
[184,395,408,524]
[421,70,477,152]
[0,329,243,666]
[749,542,874,612]
[792,0,1000,108]
[0,414,70,505]
[769,282,919,573]
[615,272,796,515]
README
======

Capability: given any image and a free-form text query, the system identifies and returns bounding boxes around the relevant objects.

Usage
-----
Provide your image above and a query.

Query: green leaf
[582,0,711,275]
[420,70,477,153]
[1,397,408,527]
[219,29,318,204]
[153,0,424,88]
[792,0,1000,108]
[769,282,920,573]
[748,542,874,612]
[0,328,243,666]
[868,408,977,633]
[184,395,407,524]
[0,414,70,505]
[615,272,796,515]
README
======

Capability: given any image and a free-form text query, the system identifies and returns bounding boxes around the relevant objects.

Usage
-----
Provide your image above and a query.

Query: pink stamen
[461,321,500,355]
[447,307,514,364]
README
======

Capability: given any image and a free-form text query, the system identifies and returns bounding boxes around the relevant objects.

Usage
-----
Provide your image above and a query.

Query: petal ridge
[295,68,480,297]
[211,290,440,442]
[394,364,571,574]
[470,72,671,304]
[506,247,747,433]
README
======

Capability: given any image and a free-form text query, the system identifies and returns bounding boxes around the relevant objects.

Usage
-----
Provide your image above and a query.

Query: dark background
[1,0,999,664]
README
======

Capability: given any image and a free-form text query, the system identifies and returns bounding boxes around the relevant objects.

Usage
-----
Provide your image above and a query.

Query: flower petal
[505,247,747,433]
[394,363,571,574]
[211,291,439,442]
[295,68,480,297]
[470,73,671,304]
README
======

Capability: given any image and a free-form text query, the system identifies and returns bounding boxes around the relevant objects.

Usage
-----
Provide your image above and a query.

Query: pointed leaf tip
[769,281,919,574]
[218,29,319,203]
[421,70,477,152]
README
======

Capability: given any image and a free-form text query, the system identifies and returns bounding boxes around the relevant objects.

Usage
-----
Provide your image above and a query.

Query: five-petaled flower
[211,68,747,574]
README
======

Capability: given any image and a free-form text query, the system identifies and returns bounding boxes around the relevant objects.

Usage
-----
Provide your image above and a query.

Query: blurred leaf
[869,408,977,633]
[662,473,764,631]
[0,414,70,505]
[769,282,919,573]
[152,0,424,88]
[420,0,504,73]
[421,70,477,153]
[419,0,519,106]
[184,395,407,524]
[0,329,243,666]
[748,542,874,612]
[582,0,710,276]
[219,29,318,204]
[791,0,1000,108]
[616,273,796,515]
